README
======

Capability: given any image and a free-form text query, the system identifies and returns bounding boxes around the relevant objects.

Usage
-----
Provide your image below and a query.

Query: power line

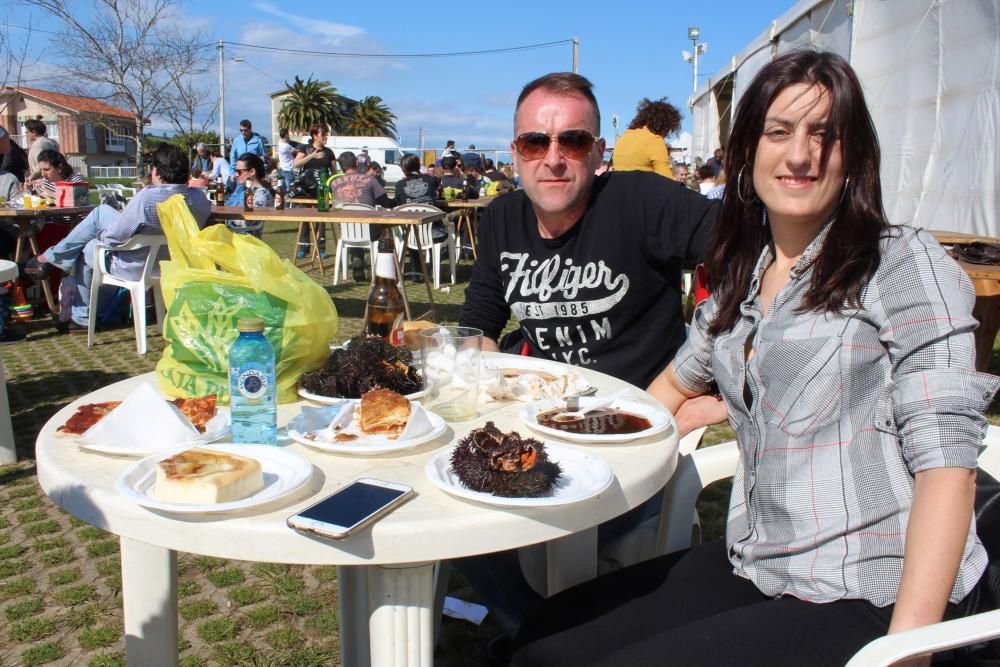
[225,38,574,60]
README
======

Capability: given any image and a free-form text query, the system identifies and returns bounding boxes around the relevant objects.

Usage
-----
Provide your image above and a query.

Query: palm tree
[344,96,398,138]
[277,76,346,134]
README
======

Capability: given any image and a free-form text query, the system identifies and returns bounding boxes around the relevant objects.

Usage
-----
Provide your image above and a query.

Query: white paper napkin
[81,382,200,449]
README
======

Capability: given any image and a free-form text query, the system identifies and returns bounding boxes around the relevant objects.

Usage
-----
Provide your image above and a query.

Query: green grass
[4,596,44,620]
[206,567,244,588]
[304,609,338,636]
[313,565,338,583]
[23,520,60,537]
[64,603,105,630]
[196,616,239,642]
[283,592,324,616]
[178,580,202,598]
[0,558,30,577]
[32,536,69,552]
[40,547,75,566]
[21,642,64,666]
[212,641,256,666]
[245,604,282,628]
[0,543,26,559]
[227,584,267,606]
[79,624,122,649]
[179,598,218,621]
[50,567,81,586]
[76,525,108,541]
[265,626,305,650]
[13,496,44,511]
[17,509,49,524]
[85,540,119,558]
[10,615,58,641]
[0,575,36,599]
[88,653,126,667]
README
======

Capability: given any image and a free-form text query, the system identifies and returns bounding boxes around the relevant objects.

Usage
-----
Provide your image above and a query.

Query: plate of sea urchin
[424,422,614,507]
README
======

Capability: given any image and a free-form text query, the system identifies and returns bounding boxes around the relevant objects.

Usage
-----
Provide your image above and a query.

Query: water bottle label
[238,369,269,400]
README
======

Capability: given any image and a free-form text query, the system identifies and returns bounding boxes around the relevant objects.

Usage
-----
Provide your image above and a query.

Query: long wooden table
[207,206,447,321]
[0,205,96,314]
[930,229,1000,371]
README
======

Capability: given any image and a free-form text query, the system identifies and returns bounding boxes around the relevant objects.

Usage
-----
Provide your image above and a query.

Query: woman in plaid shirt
[512,51,998,667]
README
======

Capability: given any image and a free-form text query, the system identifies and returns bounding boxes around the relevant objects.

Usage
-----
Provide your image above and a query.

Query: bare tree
[162,72,218,136]
[0,18,38,89]
[22,0,211,164]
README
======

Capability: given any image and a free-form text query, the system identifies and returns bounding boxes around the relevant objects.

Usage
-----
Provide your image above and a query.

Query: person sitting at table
[191,142,212,175]
[224,153,273,239]
[207,149,231,184]
[187,168,209,188]
[293,122,337,260]
[395,153,447,275]
[510,49,999,667]
[455,71,717,646]
[31,149,85,202]
[331,150,393,281]
[26,143,211,333]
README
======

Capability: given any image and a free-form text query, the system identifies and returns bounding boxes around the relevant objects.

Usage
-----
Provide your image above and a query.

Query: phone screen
[298,481,408,529]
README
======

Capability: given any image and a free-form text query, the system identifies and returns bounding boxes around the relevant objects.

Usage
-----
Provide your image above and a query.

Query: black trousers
[511,539,964,667]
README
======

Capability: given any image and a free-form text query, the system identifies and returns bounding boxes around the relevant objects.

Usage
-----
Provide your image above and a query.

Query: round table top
[36,354,679,566]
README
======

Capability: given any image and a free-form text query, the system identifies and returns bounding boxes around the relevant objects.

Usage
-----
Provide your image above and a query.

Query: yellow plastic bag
[154,195,338,404]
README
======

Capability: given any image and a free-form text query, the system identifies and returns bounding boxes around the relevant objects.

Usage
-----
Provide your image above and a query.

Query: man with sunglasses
[229,119,267,178]
[461,71,716,390]
[456,72,718,649]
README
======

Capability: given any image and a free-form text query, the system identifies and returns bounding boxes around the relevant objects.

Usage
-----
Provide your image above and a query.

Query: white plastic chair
[87,233,167,354]
[332,203,376,285]
[395,203,456,289]
[108,183,136,199]
[659,427,1000,667]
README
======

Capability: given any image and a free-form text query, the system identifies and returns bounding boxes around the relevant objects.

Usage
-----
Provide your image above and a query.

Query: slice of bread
[154,448,264,504]
[358,389,411,439]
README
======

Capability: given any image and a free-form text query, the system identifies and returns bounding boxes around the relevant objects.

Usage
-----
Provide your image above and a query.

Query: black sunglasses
[234,167,250,174]
[514,130,597,161]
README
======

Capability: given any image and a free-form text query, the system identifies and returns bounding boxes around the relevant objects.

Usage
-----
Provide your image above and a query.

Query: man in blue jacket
[229,119,267,176]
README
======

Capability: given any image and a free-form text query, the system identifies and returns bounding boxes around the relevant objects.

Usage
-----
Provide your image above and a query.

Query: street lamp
[682,27,708,104]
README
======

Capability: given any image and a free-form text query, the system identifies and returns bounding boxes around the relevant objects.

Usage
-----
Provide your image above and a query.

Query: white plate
[481,356,595,398]
[424,441,614,507]
[80,409,231,456]
[115,444,314,514]
[297,386,427,404]
[286,405,448,454]
[518,398,673,444]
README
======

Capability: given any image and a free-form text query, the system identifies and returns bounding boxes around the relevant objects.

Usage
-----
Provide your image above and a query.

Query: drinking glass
[419,326,482,421]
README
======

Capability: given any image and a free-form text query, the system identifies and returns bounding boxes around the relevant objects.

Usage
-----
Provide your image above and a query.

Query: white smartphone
[287,478,415,540]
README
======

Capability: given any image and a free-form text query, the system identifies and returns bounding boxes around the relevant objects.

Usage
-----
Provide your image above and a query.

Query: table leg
[544,528,598,596]
[310,223,326,278]
[368,562,436,667]
[395,233,413,321]
[338,565,372,667]
[412,237,437,321]
[120,537,178,667]
[0,355,15,464]
[25,228,58,316]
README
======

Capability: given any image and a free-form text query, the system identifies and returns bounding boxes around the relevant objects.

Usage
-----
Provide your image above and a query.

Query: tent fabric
[852,0,1000,236]
[688,0,999,236]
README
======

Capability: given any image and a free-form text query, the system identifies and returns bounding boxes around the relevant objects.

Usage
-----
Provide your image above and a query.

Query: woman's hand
[675,395,728,437]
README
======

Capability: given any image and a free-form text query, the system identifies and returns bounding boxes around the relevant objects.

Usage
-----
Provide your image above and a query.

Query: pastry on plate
[357,389,411,439]
[153,448,264,504]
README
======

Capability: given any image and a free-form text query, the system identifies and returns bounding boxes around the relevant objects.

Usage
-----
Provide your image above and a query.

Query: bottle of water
[229,317,277,445]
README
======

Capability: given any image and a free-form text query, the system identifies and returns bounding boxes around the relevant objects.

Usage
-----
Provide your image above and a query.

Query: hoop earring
[736,165,755,205]
[838,176,851,207]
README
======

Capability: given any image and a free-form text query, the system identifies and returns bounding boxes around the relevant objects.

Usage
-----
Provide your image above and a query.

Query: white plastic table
[35,354,679,667]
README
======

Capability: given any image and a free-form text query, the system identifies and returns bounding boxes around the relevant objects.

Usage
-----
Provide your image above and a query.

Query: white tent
[689,0,1000,236]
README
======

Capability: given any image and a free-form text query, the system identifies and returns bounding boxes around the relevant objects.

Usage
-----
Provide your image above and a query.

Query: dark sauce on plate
[537,408,652,435]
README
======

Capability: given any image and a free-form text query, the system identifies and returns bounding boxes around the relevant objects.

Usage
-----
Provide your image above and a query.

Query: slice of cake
[154,448,264,504]
[357,389,411,439]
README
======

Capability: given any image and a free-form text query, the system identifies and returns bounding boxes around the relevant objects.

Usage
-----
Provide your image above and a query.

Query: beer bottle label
[374,252,396,280]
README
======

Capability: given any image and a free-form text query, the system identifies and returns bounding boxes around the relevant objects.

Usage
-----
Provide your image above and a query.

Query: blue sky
[8,0,797,151]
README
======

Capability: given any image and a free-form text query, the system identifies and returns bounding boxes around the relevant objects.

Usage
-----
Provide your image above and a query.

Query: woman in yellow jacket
[612,98,681,179]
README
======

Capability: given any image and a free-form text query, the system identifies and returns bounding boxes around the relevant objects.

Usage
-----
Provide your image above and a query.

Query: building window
[106,125,129,152]
[17,121,59,141]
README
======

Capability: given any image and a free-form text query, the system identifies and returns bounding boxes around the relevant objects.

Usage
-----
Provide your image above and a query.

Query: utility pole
[572,37,579,73]
[217,39,225,154]
[683,28,707,108]
[418,126,424,151]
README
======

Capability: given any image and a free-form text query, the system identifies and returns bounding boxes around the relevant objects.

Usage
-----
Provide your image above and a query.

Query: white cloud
[251,3,364,41]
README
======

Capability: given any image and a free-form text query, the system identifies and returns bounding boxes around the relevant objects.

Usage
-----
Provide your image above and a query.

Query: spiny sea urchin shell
[450,422,562,497]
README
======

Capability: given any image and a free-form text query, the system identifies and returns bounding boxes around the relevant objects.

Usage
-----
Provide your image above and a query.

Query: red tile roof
[2,86,136,120]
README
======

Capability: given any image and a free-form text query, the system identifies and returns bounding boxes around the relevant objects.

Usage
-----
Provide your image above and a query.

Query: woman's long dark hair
[37,149,74,179]
[706,50,889,337]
